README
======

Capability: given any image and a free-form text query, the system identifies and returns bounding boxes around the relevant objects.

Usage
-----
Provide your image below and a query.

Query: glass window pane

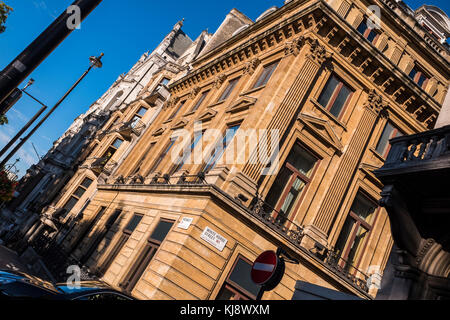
[63,196,79,213]
[204,125,240,173]
[367,30,377,43]
[279,177,306,218]
[80,178,93,188]
[216,286,237,300]
[125,214,143,233]
[137,107,148,117]
[265,166,292,209]
[287,144,317,177]
[335,216,355,257]
[351,194,377,224]
[161,78,170,86]
[376,122,395,155]
[346,225,369,267]
[219,78,239,101]
[329,84,351,118]
[228,258,261,297]
[169,101,185,120]
[357,20,368,35]
[409,68,417,80]
[150,220,174,242]
[253,61,279,89]
[73,186,86,198]
[318,75,340,109]
[418,74,427,87]
[112,138,124,149]
[191,91,209,112]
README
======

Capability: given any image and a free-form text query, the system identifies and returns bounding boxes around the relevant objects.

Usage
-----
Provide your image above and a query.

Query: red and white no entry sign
[251,250,279,286]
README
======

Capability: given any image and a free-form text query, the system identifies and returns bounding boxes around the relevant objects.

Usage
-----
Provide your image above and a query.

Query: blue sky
[0,0,448,178]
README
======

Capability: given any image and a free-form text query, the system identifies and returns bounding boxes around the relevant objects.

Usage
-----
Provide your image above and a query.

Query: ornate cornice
[243,58,261,75]
[284,36,306,57]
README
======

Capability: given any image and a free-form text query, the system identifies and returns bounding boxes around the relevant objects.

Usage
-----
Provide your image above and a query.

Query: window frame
[216,255,259,300]
[62,177,94,214]
[375,122,403,158]
[334,192,379,271]
[218,78,240,102]
[317,74,354,120]
[252,60,280,89]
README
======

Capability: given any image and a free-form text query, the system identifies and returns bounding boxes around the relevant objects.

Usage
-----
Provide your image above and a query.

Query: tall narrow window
[357,19,380,45]
[375,122,403,158]
[265,143,318,226]
[131,142,156,175]
[216,256,261,300]
[120,219,174,294]
[317,74,353,119]
[218,78,239,102]
[252,61,279,89]
[96,213,144,276]
[168,100,186,121]
[62,177,94,215]
[203,124,240,173]
[148,140,176,173]
[334,193,377,271]
[190,91,209,112]
[80,209,123,264]
[69,206,107,254]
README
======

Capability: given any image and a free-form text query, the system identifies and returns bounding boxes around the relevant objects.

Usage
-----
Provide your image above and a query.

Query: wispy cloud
[10,108,28,123]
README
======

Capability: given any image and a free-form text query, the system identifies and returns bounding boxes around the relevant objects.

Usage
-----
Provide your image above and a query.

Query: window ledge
[207,100,226,108]
[310,98,347,132]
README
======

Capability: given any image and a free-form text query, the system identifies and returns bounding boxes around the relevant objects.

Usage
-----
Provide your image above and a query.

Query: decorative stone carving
[365,89,384,114]
[165,95,180,109]
[188,86,200,100]
[243,58,261,75]
[284,36,305,57]
[213,74,228,89]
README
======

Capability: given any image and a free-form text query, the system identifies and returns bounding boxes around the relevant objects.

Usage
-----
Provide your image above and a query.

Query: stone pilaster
[308,90,384,242]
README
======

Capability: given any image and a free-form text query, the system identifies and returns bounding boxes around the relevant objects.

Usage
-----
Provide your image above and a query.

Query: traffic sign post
[251,247,298,300]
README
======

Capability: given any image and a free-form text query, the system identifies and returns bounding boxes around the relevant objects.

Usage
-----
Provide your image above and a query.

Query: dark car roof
[0,270,62,294]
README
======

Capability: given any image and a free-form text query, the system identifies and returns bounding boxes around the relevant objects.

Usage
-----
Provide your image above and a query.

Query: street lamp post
[0,53,104,168]
[0,0,103,112]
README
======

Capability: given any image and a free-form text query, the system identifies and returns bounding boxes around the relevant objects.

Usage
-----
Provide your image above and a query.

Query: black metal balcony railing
[250,196,304,246]
[325,251,369,292]
[382,124,450,170]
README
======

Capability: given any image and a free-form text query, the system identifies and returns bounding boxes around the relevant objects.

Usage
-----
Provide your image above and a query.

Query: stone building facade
[20,0,450,300]
[1,20,196,245]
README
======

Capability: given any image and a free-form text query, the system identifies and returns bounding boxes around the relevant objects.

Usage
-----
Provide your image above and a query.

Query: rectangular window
[148,140,176,173]
[252,61,279,89]
[375,122,403,158]
[190,91,209,112]
[131,142,156,175]
[216,256,261,300]
[334,193,377,271]
[317,74,353,119]
[130,107,148,128]
[218,78,239,102]
[265,143,318,226]
[168,100,186,121]
[203,125,240,173]
[97,213,143,276]
[120,219,174,294]
[62,177,94,215]
[357,19,380,45]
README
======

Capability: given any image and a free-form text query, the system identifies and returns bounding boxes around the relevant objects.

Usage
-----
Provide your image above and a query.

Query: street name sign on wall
[200,227,228,252]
